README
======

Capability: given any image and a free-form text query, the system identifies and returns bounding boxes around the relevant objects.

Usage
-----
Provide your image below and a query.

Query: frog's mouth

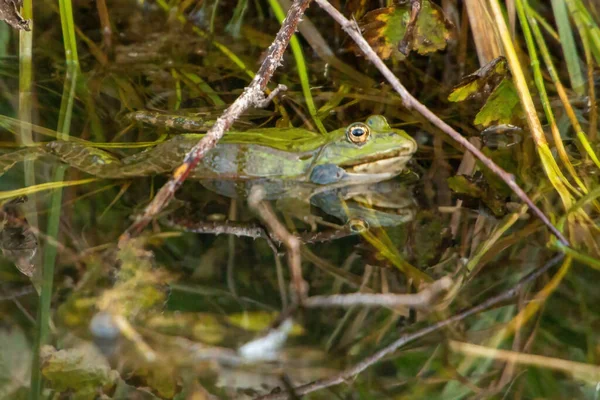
[340,147,415,175]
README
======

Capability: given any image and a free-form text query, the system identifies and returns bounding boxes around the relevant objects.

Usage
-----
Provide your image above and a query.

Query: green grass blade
[550,0,585,95]
[28,166,65,400]
[520,0,587,193]
[268,0,327,134]
[30,0,81,394]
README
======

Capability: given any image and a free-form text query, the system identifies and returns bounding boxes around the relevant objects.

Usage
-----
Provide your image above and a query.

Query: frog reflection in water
[1,115,417,227]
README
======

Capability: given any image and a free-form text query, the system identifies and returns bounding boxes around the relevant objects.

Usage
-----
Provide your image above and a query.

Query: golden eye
[348,218,369,233]
[346,122,370,145]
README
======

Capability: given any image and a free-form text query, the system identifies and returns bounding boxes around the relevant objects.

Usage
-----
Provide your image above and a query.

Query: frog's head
[315,115,417,183]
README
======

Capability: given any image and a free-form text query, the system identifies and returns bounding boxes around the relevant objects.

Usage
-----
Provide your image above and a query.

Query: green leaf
[448,57,508,102]
[474,78,524,127]
[448,79,483,102]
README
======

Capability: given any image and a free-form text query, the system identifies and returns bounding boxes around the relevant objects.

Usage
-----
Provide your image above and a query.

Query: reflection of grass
[0,178,97,201]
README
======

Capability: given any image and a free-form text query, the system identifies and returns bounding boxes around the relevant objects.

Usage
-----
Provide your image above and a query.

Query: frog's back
[190,142,316,180]
[133,134,318,180]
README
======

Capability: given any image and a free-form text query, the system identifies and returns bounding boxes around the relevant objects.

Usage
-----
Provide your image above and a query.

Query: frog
[0,115,417,200]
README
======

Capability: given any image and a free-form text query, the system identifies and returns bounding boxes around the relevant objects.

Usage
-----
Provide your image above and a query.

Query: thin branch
[255,253,564,399]
[304,276,452,309]
[118,0,313,245]
[164,214,357,244]
[313,0,569,247]
[248,186,308,304]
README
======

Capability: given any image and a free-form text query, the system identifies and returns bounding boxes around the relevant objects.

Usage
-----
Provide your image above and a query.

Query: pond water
[0,1,599,399]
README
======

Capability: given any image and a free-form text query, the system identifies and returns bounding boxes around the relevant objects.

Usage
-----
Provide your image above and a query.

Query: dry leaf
[358,1,453,61]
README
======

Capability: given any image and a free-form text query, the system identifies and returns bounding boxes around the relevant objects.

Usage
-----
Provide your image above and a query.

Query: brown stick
[248,186,308,304]
[304,276,452,309]
[255,253,565,399]
[313,0,569,247]
[96,0,112,49]
[118,0,313,246]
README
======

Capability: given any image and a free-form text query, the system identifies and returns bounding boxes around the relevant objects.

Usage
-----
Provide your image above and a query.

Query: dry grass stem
[449,340,600,381]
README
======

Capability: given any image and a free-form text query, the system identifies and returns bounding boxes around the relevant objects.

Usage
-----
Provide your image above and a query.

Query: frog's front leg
[309,164,348,185]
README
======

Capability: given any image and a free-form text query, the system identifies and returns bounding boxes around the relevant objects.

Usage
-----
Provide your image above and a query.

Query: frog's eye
[346,122,370,145]
[348,218,369,233]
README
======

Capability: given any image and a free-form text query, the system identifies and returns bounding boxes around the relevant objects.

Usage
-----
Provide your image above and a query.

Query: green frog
[0,115,417,197]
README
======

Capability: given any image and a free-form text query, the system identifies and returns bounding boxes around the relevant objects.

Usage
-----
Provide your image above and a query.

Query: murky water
[0,1,599,399]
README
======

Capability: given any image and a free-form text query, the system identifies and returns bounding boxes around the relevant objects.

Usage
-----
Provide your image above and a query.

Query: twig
[95,0,112,49]
[398,0,422,56]
[255,253,564,399]
[304,276,452,309]
[249,186,308,304]
[313,0,569,247]
[118,0,313,246]
[164,215,357,244]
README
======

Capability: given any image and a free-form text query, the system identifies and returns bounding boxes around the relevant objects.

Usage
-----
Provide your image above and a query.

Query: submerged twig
[304,276,452,309]
[165,215,357,244]
[119,0,313,245]
[256,253,565,399]
[314,0,569,247]
[249,186,308,304]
